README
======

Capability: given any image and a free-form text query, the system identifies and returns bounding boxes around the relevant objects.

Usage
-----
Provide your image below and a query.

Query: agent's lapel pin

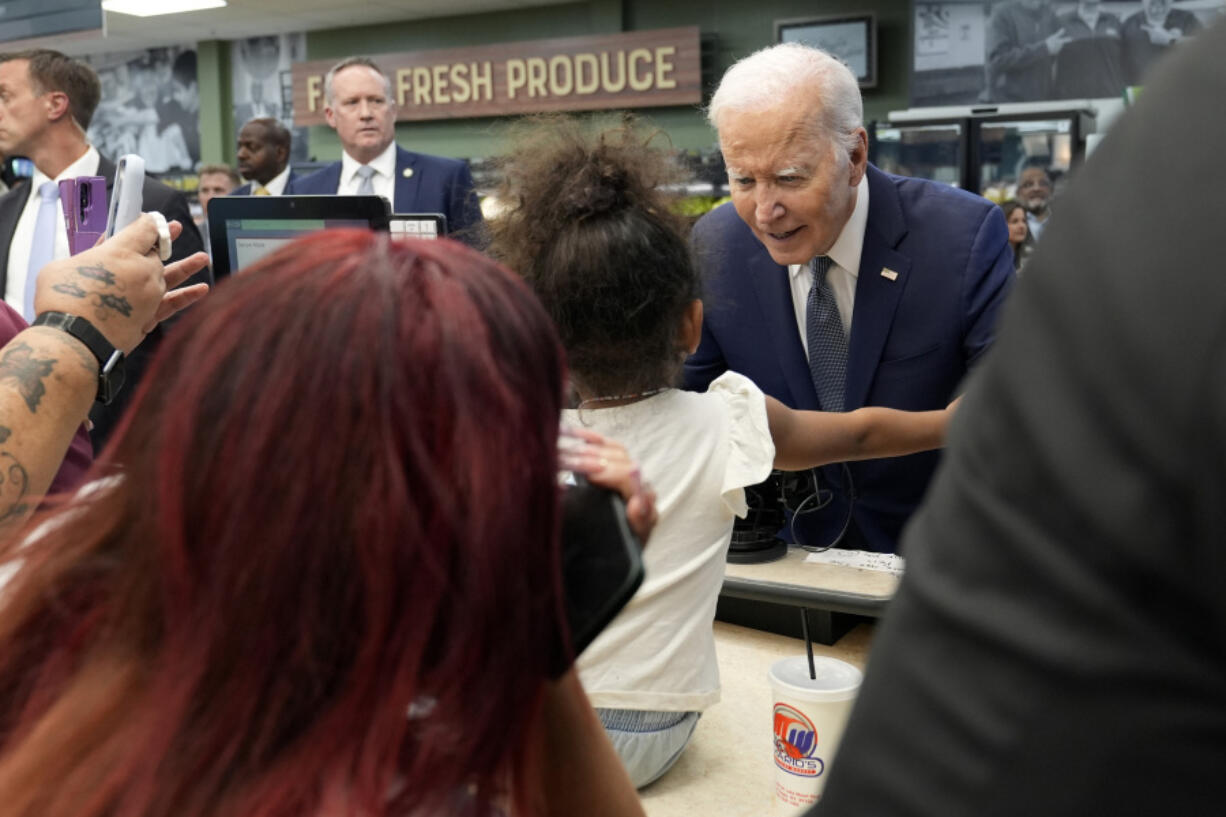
[880,267,899,281]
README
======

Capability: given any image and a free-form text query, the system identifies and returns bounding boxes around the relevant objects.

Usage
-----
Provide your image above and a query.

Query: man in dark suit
[0,50,207,452]
[287,57,483,241]
[810,19,1226,816]
[685,43,1014,554]
[231,117,298,196]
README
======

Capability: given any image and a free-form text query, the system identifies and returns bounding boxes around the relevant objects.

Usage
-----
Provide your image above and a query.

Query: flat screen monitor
[207,195,391,279]
[776,13,877,88]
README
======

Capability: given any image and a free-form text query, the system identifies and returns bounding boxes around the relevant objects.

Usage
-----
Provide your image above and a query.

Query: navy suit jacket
[684,164,1014,552]
[286,145,483,242]
[230,170,300,196]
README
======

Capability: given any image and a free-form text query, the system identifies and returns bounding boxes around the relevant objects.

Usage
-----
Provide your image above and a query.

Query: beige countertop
[640,620,874,817]
[725,545,899,599]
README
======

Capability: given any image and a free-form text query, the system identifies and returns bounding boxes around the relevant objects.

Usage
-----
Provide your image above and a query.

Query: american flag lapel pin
[880,267,899,281]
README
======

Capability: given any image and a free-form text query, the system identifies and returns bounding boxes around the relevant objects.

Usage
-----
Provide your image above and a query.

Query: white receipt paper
[803,549,906,576]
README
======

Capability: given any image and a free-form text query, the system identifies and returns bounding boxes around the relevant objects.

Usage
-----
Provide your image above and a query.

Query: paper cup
[769,655,862,814]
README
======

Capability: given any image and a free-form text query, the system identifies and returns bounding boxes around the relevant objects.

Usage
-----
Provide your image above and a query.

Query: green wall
[300,0,912,161]
[196,40,233,166]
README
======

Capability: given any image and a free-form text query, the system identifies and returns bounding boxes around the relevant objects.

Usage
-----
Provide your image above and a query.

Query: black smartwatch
[31,311,125,405]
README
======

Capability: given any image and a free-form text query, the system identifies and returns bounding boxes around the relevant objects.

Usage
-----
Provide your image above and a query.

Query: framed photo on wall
[776,13,878,88]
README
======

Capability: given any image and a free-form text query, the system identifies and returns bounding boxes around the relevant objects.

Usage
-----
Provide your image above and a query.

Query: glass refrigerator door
[871,122,965,188]
[975,117,1076,202]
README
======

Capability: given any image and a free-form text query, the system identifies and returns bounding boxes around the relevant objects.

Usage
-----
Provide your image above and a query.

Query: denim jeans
[596,708,701,789]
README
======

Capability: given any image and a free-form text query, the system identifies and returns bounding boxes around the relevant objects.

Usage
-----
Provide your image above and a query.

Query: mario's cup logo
[773,703,825,778]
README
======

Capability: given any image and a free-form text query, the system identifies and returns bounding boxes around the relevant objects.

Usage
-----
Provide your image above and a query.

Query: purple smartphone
[59,176,107,255]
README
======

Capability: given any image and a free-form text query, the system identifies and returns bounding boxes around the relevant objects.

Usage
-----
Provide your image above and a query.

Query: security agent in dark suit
[685,43,1013,554]
[810,18,1226,817]
[0,50,208,452]
[231,117,299,196]
[286,57,483,242]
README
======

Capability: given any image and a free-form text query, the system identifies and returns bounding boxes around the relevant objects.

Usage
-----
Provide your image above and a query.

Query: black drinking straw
[800,609,816,680]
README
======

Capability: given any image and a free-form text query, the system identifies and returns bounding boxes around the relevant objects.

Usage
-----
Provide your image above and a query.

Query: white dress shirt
[338,141,397,207]
[788,173,869,356]
[1027,210,1047,241]
[5,146,101,313]
[253,164,293,196]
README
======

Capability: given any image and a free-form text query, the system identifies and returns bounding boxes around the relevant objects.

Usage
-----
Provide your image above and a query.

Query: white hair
[324,56,393,105]
[707,43,864,161]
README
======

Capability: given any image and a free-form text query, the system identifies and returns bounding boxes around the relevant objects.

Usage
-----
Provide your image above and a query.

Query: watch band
[31,311,125,405]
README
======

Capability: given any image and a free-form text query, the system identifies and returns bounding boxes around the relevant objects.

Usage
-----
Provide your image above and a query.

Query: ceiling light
[102,0,227,17]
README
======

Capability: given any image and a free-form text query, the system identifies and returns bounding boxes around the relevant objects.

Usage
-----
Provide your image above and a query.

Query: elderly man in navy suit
[288,57,483,242]
[684,43,1014,554]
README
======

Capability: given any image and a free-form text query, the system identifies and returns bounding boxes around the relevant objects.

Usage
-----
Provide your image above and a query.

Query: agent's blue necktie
[806,256,848,412]
[24,181,60,321]
[355,165,376,196]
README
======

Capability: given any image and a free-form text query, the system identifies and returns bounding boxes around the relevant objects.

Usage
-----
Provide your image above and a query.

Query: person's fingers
[108,213,161,254]
[163,251,209,289]
[141,283,210,333]
[558,428,634,474]
[565,453,641,500]
[624,486,658,545]
[558,446,632,476]
[561,426,606,445]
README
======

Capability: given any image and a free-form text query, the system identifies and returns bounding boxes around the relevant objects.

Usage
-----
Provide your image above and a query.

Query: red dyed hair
[0,231,570,817]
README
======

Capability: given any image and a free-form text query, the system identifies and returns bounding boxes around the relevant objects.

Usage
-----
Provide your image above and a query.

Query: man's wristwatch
[31,311,125,405]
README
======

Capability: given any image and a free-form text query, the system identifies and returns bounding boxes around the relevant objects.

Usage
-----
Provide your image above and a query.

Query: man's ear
[323,104,336,129]
[276,143,289,165]
[44,91,72,125]
[680,299,704,355]
[848,127,869,186]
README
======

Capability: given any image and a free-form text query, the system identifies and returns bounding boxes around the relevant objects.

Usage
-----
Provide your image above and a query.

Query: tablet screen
[224,217,371,269]
[208,195,391,278]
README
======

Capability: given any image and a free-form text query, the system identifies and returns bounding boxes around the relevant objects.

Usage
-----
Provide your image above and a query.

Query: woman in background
[1000,199,1033,272]
[0,231,649,817]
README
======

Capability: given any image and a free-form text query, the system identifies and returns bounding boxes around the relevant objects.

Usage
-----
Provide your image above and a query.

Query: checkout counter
[717,545,901,643]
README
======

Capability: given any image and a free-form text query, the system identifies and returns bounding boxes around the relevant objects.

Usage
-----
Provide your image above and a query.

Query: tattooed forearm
[0,343,55,413]
[53,281,88,298]
[92,293,133,318]
[76,264,118,287]
[0,451,30,525]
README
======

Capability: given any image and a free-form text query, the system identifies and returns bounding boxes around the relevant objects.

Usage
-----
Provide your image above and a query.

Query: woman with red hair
[0,231,649,817]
